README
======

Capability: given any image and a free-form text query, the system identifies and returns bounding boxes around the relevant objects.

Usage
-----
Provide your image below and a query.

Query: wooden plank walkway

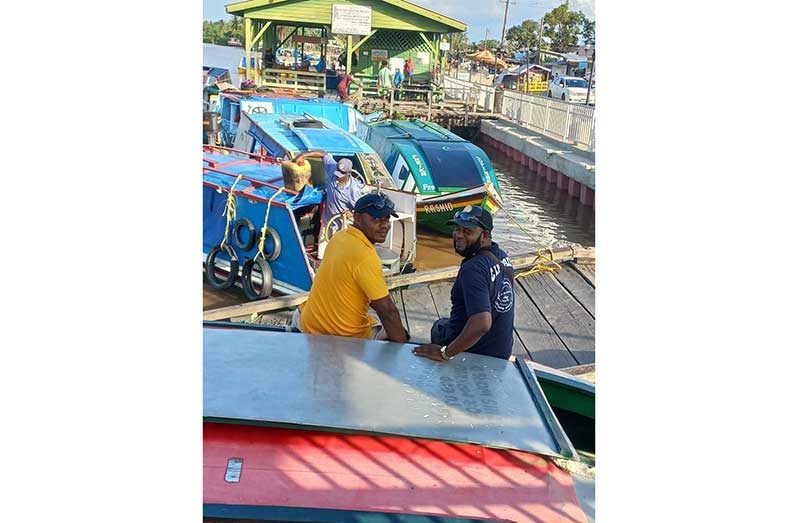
[393,261,595,368]
[248,260,596,370]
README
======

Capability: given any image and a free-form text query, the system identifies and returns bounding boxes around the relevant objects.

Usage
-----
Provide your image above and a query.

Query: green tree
[475,39,499,51]
[448,32,468,53]
[582,18,595,46]
[542,3,590,52]
[506,19,540,53]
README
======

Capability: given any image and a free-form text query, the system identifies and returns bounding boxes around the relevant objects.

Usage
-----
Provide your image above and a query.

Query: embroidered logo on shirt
[495,278,514,313]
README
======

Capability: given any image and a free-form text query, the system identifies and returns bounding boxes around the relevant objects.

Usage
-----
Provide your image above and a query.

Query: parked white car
[548,76,595,105]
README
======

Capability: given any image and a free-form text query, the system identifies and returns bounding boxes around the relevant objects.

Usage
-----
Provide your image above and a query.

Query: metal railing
[442,76,496,112]
[442,75,595,152]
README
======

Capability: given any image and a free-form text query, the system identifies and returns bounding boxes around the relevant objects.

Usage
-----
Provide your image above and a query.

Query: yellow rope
[514,247,564,279]
[220,174,244,249]
[257,187,286,260]
[483,182,565,278]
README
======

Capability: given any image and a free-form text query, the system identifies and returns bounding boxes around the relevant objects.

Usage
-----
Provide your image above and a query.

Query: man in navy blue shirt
[413,205,515,362]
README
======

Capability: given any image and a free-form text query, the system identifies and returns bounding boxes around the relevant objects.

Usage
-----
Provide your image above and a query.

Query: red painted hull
[204,422,588,522]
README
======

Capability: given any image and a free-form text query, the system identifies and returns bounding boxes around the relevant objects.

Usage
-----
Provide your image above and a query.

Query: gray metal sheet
[204,328,567,458]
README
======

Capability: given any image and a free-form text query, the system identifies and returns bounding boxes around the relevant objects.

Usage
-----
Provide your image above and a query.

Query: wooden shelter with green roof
[225,0,465,94]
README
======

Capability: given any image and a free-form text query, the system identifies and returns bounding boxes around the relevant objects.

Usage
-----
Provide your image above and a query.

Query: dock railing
[442,76,496,112]
[259,68,326,97]
[443,75,595,152]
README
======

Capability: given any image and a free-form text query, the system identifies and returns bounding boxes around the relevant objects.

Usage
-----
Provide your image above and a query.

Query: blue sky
[203,0,595,46]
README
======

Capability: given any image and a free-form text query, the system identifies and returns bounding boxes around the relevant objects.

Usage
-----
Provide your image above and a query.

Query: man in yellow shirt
[296,193,409,343]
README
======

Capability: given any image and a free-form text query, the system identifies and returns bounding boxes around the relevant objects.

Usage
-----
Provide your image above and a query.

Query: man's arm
[412,312,491,362]
[293,150,327,164]
[370,295,409,343]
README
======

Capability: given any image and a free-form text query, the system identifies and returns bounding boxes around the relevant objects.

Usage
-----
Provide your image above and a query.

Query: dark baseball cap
[446,205,493,231]
[353,192,398,218]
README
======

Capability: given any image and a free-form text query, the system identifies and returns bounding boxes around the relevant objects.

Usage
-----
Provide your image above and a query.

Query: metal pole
[494,0,510,81]
[537,17,544,63]
[585,50,595,106]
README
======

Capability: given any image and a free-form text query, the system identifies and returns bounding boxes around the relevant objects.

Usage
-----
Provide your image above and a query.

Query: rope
[220,174,244,248]
[257,187,286,260]
[514,247,563,279]
[483,182,566,279]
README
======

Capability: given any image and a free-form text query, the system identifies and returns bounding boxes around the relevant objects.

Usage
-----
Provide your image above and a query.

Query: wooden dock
[394,260,594,369]
[205,248,595,371]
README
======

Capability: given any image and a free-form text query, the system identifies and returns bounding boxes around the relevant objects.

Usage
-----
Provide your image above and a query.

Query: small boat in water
[203,145,416,299]
[233,111,396,189]
[217,91,366,146]
[203,322,594,523]
[359,118,504,234]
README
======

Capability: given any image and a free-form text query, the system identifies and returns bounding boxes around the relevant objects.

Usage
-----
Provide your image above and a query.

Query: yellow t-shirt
[299,227,389,338]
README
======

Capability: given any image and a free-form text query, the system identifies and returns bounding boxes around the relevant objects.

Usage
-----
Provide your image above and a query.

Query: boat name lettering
[411,155,429,178]
[423,202,454,214]
[474,155,490,178]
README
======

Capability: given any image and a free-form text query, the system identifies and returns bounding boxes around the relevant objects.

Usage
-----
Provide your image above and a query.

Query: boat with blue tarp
[232,111,396,190]
[203,145,416,299]
[217,92,366,146]
[358,118,504,234]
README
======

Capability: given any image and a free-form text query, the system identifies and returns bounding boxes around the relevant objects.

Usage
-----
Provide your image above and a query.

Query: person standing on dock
[378,60,392,99]
[413,206,515,361]
[404,57,414,84]
[336,70,362,104]
[392,67,404,100]
[293,193,410,343]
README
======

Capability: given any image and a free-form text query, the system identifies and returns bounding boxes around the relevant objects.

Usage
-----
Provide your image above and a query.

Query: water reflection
[414,142,595,270]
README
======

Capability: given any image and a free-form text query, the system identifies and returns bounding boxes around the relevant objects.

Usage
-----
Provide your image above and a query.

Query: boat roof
[202,149,316,206]
[203,325,577,460]
[204,422,589,523]
[368,119,468,142]
[365,120,495,190]
[246,112,375,155]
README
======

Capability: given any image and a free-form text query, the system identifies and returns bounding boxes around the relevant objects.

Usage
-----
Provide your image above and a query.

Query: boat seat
[375,246,400,274]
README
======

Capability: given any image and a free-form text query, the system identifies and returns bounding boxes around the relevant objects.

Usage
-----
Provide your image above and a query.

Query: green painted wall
[351,31,435,81]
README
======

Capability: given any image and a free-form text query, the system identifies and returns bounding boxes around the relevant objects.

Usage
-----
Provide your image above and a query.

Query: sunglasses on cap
[362,196,395,211]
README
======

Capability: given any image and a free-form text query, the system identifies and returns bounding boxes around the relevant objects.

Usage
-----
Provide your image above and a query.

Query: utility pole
[493,0,510,80]
[537,16,544,63]
[585,50,595,105]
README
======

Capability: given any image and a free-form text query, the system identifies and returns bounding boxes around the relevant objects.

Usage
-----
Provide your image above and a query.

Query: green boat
[527,360,595,455]
[358,119,504,234]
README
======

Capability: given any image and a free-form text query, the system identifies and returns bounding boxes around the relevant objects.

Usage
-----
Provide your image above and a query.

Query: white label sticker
[224,457,243,483]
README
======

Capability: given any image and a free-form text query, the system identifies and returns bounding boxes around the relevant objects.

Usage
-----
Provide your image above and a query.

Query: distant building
[570,45,595,59]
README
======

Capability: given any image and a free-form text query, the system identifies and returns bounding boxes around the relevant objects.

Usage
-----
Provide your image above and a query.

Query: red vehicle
[203,323,594,523]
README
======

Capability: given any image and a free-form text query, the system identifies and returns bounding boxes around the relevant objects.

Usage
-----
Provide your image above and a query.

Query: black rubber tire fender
[262,227,282,261]
[241,257,274,300]
[205,244,239,290]
[232,218,257,251]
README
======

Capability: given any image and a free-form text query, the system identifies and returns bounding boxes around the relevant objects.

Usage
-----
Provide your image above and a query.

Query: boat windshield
[417,142,485,188]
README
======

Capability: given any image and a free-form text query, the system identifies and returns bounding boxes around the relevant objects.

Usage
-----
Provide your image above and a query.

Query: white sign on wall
[331,5,372,36]
[439,41,450,51]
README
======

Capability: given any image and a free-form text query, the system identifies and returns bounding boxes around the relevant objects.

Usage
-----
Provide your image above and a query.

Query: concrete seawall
[479,119,596,207]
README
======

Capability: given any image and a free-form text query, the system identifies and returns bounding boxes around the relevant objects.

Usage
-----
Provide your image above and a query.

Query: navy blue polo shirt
[445,242,515,359]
